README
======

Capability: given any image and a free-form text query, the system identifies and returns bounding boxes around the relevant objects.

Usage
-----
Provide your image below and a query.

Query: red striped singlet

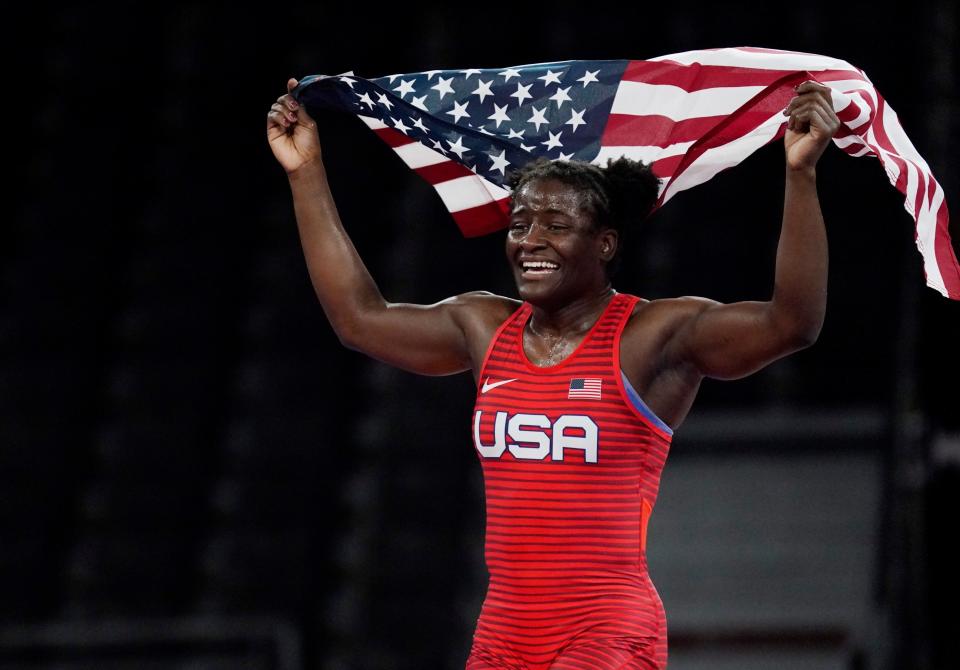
[466,292,672,670]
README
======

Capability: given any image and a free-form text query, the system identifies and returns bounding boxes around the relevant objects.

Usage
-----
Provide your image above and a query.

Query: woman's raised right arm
[267,78,512,376]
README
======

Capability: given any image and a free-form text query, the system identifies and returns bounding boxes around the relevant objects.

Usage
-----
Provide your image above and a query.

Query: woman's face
[505,177,617,309]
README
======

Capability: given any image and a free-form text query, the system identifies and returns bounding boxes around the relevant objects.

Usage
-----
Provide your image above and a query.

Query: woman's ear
[600,229,618,261]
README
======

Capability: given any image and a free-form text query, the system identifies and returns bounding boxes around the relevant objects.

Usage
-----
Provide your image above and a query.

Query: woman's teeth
[522,261,559,274]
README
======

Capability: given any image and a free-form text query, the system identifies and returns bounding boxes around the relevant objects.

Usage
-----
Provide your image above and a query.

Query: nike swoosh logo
[481,377,518,394]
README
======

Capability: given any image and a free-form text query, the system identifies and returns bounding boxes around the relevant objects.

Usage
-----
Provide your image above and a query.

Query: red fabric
[468,293,671,669]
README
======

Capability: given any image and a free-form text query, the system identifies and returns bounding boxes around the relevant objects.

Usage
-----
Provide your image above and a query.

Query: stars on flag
[472,79,494,102]
[410,94,429,111]
[566,108,586,132]
[488,103,511,128]
[431,76,456,99]
[390,117,412,135]
[446,135,468,159]
[549,86,572,108]
[576,69,599,86]
[412,116,429,133]
[538,69,563,86]
[338,61,618,182]
[510,82,533,105]
[528,106,549,131]
[393,79,416,98]
[488,149,510,175]
[541,130,563,150]
[447,100,471,123]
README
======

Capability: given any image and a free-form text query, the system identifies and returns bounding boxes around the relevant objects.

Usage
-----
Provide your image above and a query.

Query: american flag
[293,46,960,300]
[568,378,602,400]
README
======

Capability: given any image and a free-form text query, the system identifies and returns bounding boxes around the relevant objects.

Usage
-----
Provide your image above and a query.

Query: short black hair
[505,156,661,276]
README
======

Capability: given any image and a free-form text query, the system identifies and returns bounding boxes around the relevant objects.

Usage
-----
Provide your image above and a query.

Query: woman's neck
[527,285,616,338]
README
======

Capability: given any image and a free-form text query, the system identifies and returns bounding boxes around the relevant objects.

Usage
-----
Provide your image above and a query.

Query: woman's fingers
[267,79,304,132]
[276,93,299,110]
[782,82,840,134]
[786,104,834,133]
[268,102,296,129]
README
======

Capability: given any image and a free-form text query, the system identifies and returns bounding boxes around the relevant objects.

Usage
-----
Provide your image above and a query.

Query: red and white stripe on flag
[356,47,959,300]
[357,114,512,237]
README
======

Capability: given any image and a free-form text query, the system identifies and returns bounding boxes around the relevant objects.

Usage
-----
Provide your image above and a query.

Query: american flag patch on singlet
[568,378,602,399]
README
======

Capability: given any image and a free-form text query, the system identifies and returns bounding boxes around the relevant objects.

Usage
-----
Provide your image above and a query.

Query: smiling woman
[505,157,661,311]
[268,76,838,669]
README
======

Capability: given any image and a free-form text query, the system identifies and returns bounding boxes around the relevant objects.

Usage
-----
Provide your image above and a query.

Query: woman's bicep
[337,292,510,377]
[672,298,811,380]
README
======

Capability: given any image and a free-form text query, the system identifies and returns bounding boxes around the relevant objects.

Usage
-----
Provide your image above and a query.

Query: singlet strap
[611,294,674,440]
[476,302,527,390]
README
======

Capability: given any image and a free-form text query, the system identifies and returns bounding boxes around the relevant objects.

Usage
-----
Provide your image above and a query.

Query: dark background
[2,3,958,669]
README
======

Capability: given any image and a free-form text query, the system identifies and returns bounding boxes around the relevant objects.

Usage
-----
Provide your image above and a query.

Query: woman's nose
[519,223,547,249]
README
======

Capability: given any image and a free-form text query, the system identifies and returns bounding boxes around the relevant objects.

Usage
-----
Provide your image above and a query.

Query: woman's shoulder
[442,291,522,333]
[447,292,523,375]
[626,294,720,319]
[622,295,724,347]
[456,291,522,314]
